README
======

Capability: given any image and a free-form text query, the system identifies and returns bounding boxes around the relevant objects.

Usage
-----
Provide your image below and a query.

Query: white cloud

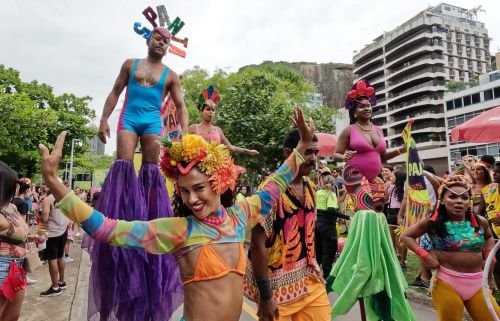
[1,0,498,154]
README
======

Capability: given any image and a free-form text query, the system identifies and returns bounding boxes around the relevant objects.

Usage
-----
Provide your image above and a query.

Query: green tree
[446,80,466,92]
[0,65,96,176]
[182,64,337,184]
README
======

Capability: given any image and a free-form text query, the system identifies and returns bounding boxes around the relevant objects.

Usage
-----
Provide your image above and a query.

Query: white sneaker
[27,276,38,285]
[64,256,75,263]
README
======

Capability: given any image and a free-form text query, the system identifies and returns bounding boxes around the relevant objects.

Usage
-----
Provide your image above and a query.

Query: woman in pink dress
[333,80,406,212]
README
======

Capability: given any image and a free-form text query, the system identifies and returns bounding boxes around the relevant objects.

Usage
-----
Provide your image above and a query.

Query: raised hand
[292,107,315,144]
[38,131,70,201]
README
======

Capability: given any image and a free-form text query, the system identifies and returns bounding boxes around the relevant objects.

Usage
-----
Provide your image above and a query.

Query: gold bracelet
[397,148,403,155]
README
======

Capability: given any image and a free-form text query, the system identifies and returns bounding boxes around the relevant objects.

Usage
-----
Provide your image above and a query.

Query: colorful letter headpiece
[429,175,478,227]
[160,134,237,194]
[133,5,189,58]
[345,80,377,110]
[198,85,220,109]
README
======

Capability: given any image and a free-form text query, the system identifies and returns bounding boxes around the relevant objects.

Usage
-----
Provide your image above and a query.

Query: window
[477,146,487,157]
[494,87,500,99]
[445,6,451,11]
[448,118,456,128]
[454,98,463,108]
[487,144,499,156]
[489,72,500,82]
[471,93,480,104]
[456,116,465,125]
[465,113,474,121]
[463,95,471,106]
[484,89,493,101]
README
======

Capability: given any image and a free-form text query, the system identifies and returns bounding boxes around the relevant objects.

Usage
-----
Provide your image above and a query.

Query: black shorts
[386,208,400,226]
[44,231,68,261]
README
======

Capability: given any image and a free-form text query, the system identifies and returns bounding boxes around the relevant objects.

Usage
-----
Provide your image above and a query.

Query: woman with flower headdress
[333,80,406,212]
[402,175,500,320]
[326,80,416,321]
[38,108,314,321]
[188,85,259,155]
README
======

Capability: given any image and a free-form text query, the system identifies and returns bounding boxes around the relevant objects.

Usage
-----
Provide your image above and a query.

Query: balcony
[385,82,446,106]
[389,137,447,150]
[385,31,444,57]
[385,42,444,70]
[385,125,446,140]
[387,67,445,90]
[387,55,443,81]
[353,42,384,65]
[360,65,385,81]
[387,98,442,116]
[393,111,444,122]
[354,57,384,75]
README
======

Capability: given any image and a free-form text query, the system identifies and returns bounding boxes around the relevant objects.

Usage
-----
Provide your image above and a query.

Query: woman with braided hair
[402,175,500,321]
[38,108,315,321]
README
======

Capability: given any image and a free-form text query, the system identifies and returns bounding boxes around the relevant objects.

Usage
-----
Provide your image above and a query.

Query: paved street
[20,237,444,321]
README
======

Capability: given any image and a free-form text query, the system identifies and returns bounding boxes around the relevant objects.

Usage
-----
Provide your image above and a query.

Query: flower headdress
[429,175,478,227]
[160,134,237,194]
[345,80,377,110]
[198,85,220,109]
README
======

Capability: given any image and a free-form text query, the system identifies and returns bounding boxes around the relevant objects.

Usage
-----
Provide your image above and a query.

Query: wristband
[414,246,429,260]
[256,278,272,301]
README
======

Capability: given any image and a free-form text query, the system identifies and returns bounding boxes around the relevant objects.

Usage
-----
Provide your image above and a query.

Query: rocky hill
[241,61,354,109]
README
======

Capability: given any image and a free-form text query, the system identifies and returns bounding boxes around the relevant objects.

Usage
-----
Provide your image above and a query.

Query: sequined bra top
[429,220,485,252]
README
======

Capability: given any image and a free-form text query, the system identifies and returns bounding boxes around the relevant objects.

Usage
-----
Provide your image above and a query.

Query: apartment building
[445,70,500,167]
[352,3,491,173]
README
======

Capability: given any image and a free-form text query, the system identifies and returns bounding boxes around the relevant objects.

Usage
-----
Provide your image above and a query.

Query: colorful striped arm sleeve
[237,149,304,229]
[57,192,189,254]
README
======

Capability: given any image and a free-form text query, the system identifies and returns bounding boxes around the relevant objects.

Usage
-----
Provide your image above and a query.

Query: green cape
[326,210,416,321]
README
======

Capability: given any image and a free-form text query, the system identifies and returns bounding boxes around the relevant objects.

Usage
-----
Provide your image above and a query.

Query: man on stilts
[87,8,188,320]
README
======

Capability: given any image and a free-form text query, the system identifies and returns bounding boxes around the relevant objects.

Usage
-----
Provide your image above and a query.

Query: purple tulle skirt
[86,160,183,321]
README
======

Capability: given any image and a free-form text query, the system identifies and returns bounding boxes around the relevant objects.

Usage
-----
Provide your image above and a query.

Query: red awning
[451,106,500,143]
[316,133,338,157]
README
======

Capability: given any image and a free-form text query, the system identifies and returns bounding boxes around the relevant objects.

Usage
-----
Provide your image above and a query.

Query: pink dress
[347,125,386,180]
[196,124,222,144]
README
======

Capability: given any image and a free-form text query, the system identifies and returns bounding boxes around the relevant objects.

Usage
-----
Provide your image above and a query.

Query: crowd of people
[1,23,500,321]
[0,170,102,320]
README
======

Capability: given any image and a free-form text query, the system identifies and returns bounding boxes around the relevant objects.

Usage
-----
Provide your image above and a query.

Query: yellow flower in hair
[181,134,208,161]
[199,142,230,175]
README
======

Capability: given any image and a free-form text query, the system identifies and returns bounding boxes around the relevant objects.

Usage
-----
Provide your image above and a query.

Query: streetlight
[69,139,82,190]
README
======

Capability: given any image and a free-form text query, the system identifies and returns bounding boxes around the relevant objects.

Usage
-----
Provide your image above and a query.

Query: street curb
[406,287,472,321]
[69,243,90,321]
